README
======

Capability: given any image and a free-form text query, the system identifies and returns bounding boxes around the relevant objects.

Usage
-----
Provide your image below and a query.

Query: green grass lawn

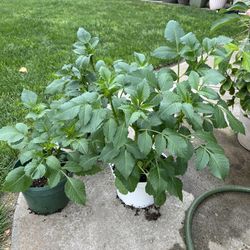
[0,0,241,243]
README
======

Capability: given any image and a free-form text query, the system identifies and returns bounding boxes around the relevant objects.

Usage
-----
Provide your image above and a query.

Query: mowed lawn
[0,0,241,241]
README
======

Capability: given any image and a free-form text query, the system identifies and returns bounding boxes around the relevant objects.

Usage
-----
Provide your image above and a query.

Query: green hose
[184,185,250,250]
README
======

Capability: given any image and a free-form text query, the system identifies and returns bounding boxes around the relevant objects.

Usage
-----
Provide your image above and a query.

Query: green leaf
[158,69,174,91]
[45,79,68,95]
[113,125,128,149]
[134,52,146,65]
[15,123,28,134]
[225,110,245,134]
[203,69,225,85]
[155,134,166,156]
[195,147,209,170]
[113,149,135,179]
[72,139,88,154]
[164,129,193,160]
[77,27,91,43]
[4,167,32,192]
[65,177,86,204]
[103,118,117,142]
[80,155,98,171]
[99,66,112,81]
[100,144,120,162]
[63,161,83,173]
[242,52,250,72]
[47,169,61,188]
[212,106,227,128]
[79,104,92,126]
[208,153,229,180]
[160,102,182,119]
[152,46,178,60]
[166,177,183,201]
[21,89,37,108]
[188,71,199,89]
[0,126,24,144]
[46,156,61,170]
[56,103,80,121]
[138,131,152,156]
[182,103,194,120]
[115,177,128,194]
[164,20,185,45]
[211,14,240,32]
[25,161,46,179]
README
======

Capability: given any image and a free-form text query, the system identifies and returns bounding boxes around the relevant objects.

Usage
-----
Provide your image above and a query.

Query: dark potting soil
[31,177,47,188]
[116,195,161,221]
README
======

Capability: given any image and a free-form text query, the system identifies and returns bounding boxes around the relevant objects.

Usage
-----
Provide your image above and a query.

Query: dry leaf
[4,229,11,237]
[19,67,28,73]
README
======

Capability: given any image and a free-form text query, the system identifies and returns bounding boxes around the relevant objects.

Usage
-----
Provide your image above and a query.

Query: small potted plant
[0,89,102,214]
[211,1,250,149]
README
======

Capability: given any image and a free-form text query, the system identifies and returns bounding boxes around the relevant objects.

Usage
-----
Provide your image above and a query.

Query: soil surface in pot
[31,177,47,188]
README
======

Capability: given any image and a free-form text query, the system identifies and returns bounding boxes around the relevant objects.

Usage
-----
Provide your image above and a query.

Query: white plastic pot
[237,110,250,151]
[116,182,154,208]
[209,0,227,10]
[109,165,154,208]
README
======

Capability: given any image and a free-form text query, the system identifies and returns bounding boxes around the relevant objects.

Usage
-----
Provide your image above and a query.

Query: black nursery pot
[15,161,69,215]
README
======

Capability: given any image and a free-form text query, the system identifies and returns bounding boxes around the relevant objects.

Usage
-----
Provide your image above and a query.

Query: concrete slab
[11,169,194,250]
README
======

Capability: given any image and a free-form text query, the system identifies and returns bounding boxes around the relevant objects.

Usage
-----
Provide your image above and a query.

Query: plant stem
[109,97,119,124]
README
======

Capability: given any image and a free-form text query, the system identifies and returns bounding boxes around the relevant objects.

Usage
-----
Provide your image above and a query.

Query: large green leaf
[164,130,193,160]
[152,46,178,60]
[208,153,229,180]
[166,177,183,201]
[25,161,46,179]
[45,79,68,95]
[212,106,227,128]
[158,70,174,91]
[113,125,128,149]
[225,110,245,134]
[160,102,182,119]
[195,147,209,170]
[242,52,250,72]
[138,131,152,156]
[46,155,61,170]
[211,14,240,32]
[21,89,37,108]
[47,169,62,188]
[154,134,166,156]
[113,149,135,179]
[65,177,86,204]
[188,71,199,89]
[203,69,225,85]
[100,144,120,162]
[4,167,32,192]
[103,118,117,143]
[77,27,91,43]
[0,126,25,144]
[79,104,92,126]
[72,139,89,154]
[80,155,99,171]
[164,20,185,45]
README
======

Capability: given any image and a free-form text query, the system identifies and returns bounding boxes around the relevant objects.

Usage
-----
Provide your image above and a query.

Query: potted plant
[0,89,102,214]
[190,0,208,8]
[209,0,227,10]
[211,1,250,149]
[67,21,244,208]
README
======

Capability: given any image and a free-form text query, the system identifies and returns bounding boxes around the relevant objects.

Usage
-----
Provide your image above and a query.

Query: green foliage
[211,1,250,113]
[0,19,244,208]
